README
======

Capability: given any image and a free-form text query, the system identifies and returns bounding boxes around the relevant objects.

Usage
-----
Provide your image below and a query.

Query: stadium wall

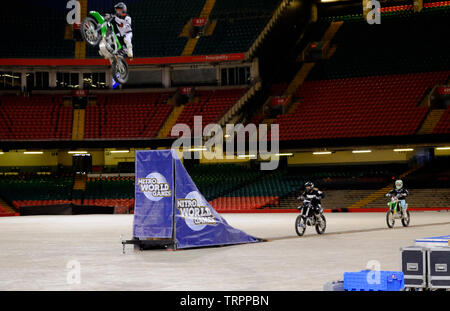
[287,149,416,165]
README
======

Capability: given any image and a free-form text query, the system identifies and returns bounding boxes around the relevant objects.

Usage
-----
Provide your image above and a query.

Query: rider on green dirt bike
[81,2,132,84]
[385,179,409,214]
[101,2,133,60]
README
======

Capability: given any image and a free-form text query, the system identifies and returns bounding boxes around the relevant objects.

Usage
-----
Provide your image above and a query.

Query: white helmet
[395,180,403,190]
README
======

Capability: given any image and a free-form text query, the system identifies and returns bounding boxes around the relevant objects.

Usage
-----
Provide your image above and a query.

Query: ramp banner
[133,150,174,239]
[173,153,260,249]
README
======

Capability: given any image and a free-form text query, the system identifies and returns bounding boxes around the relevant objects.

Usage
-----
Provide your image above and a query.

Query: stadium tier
[1,0,281,59]
[0,157,449,214]
[170,88,246,135]
[0,173,73,209]
[433,107,450,134]
[188,163,266,200]
[311,3,450,79]
[0,95,72,140]
[1,1,74,58]
[85,92,173,139]
[80,176,134,213]
[275,71,450,140]
[86,0,205,58]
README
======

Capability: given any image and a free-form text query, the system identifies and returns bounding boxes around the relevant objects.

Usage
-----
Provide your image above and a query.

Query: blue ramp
[133,150,260,249]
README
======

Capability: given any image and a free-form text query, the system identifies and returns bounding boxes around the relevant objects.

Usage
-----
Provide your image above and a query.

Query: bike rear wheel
[401,210,410,227]
[81,17,101,46]
[315,214,326,234]
[295,215,306,236]
[386,210,395,228]
[112,57,129,84]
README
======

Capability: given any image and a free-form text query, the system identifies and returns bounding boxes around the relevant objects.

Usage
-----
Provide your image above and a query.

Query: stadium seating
[275,71,449,141]
[433,107,450,134]
[1,1,74,58]
[86,0,205,58]
[81,176,134,213]
[0,95,72,140]
[194,0,280,55]
[311,4,450,80]
[85,92,173,139]
[2,0,279,59]
[171,88,246,135]
[0,173,73,209]
[187,163,265,201]
[209,196,279,212]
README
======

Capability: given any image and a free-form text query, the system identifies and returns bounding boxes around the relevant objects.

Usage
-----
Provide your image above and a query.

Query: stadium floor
[0,212,449,291]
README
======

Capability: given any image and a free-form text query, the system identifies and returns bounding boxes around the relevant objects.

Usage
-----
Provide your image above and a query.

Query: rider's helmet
[305,181,314,191]
[114,2,127,17]
[395,179,403,190]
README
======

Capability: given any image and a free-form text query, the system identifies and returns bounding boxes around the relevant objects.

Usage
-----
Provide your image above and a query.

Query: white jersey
[114,15,132,37]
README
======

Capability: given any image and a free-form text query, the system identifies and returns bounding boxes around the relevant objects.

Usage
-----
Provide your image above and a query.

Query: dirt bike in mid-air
[295,198,327,236]
[386,195,410,228]
[80,11,129,84]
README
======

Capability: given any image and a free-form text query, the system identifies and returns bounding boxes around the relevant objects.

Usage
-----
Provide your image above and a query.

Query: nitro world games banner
[134,150,174,239]
[133,150,260,248]
[174,155,260,249]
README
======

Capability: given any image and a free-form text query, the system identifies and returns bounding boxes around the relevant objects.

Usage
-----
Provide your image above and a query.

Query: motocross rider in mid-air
[101,2,134,60]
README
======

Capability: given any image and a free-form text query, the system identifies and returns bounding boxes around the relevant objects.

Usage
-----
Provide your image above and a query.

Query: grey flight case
[427,247,450,289]
[400,246,428,289]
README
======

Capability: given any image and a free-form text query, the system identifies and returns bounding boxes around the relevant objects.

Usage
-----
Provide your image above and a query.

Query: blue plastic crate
[343,270,404,291]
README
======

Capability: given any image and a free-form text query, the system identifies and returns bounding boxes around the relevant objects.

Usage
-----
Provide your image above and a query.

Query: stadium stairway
[181,0,217,56]
[247,0,295,59]
[346,166,423,209]
[157,105,184,138]
[74,0,88,59]
[256,20,343,124]
[0,196,17,216]
[73,174,87,191]
[72,109,85,140]
[284,21,343,97]
[417,109,446,134]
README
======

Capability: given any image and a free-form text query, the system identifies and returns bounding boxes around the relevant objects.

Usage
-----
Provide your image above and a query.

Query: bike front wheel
[386,210,395,228]
[401,210,410,227]
[81,17,102,46]
[315,214,326,234]
[295,215,306,236]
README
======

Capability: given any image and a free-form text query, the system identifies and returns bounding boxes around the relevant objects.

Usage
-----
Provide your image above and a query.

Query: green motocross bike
[386,195,410,228]
[80,11,129,84]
